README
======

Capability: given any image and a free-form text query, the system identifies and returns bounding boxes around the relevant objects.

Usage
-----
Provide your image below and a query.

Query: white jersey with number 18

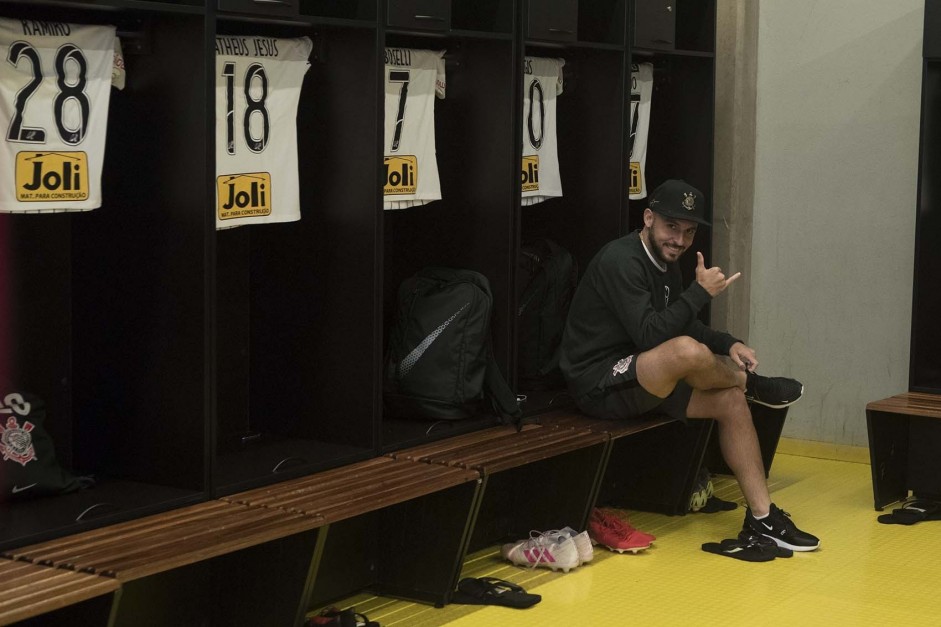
[215,35,311,229]
[0,17,116,213]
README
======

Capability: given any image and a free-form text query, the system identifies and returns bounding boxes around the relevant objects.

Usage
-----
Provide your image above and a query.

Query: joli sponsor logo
[629,162,641,195]
[384,155,418,195]
[217,172,272,220]
[521,156,539,192]
[16,151,89,201]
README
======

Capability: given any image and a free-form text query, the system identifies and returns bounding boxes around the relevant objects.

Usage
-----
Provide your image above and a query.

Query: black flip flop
[451,577,542,609]
[878,499,941,525]
[702,531,788,562]
[738,530,792,558]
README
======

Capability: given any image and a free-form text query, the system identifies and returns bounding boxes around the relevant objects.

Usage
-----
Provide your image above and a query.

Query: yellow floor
[334,454,941,626]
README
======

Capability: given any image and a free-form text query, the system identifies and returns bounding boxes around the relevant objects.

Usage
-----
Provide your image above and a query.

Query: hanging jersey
[383,48,445,211]
[215,35,311,229]
[629,62,653,200]
[0,18,117,213]
[521,56,564,207]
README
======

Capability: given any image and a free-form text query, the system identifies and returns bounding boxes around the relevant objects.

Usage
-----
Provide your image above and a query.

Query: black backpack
[384,267,521,428]
[0,389,89,502]
[516,239,578,390]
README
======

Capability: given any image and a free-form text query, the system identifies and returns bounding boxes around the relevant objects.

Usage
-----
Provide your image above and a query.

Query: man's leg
[635,336,768,514]
[633,336,819,550]
[635,336,745,399]
[686,388,770,516]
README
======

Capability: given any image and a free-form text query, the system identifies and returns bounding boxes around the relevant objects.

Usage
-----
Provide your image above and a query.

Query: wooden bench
[535,411,703,515]
[0,557,119,627]
[390,419,609,556]
[867,392,941,510]
[0,406,788,623]
[3,500,324,627]
[543,402,790,515]
[223,456,481,608]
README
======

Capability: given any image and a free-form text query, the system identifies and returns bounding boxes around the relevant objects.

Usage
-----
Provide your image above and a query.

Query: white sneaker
[555,527,593,565]
[501,530,580,573]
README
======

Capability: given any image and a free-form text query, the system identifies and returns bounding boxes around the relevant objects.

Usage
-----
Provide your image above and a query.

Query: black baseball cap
[647,179,711,226]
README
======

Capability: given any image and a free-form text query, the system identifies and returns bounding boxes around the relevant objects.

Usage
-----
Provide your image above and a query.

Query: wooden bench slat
[537,410,679,438]
[226,457,404,504]
[422,429,607,470]
[7,501,323,581]
[389,424,543,461]
[228,461,440,508]
[413,427,570,461]
[92,515,322,580]
[0,559,118,625]
[867,392,941,418]
[455,432,608,473]
[2,501,238,563]
[230,461,479,520]
[58,506,309,573]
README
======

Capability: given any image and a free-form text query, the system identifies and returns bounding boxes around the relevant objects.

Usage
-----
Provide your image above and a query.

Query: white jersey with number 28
[0,17,117,213]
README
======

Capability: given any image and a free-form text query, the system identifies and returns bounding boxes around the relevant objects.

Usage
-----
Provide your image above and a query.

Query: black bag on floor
[516,238,577,389]
[384,267,521,428]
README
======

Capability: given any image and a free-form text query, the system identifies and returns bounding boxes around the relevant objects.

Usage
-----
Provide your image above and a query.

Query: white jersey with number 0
[521,56,564,207]
[0,18,116,213]
[383,48,445,211]
[629,62,653,200]
[215,35,311,229]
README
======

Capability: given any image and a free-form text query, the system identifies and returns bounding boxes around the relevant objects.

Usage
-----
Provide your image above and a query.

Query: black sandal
[451,576,542,609]
[878,499,941,525]
[701,531,787,562]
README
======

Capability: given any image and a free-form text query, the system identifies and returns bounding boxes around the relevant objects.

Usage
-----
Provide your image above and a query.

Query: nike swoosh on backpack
[11,483,37,494]
[400,302,470,377]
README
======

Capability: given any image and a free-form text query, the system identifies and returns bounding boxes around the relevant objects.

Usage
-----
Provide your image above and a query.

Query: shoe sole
[746,389,804,409]
[592,540,651,554]
[760,533,819,552]
[506,558,579,572]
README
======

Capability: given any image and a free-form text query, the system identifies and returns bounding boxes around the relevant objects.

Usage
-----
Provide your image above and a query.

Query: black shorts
[574,353,693,422]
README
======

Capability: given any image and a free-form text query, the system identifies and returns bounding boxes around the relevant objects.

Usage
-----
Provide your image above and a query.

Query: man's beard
[650,237,684,264]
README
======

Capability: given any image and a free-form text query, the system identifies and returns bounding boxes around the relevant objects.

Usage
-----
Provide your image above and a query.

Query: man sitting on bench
[560,179,819,552]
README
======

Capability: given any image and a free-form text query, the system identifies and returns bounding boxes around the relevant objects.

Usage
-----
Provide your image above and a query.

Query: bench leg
[867,409,910,510]
[598,420,712,516]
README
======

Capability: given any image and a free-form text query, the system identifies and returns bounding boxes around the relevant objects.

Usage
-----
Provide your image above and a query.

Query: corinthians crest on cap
[646,179,711,226]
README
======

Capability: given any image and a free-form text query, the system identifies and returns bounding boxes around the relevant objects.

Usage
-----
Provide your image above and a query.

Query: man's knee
[688,386,749,421]
[665,335,713,371]
[710,387,750,421]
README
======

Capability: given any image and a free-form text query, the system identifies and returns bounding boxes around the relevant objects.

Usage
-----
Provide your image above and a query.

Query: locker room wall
[750,0,923,447]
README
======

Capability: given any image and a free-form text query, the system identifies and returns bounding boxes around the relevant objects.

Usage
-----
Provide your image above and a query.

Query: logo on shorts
[612,356,633,377]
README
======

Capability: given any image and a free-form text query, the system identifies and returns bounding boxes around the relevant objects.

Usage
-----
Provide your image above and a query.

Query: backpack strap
[484,337,523,431]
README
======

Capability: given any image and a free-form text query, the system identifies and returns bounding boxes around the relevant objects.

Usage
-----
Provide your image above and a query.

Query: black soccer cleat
[744,504,820,552]
[745,371,804,408]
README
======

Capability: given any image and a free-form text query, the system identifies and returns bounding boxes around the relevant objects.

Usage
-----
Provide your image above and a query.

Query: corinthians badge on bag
[0,416,37,466]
